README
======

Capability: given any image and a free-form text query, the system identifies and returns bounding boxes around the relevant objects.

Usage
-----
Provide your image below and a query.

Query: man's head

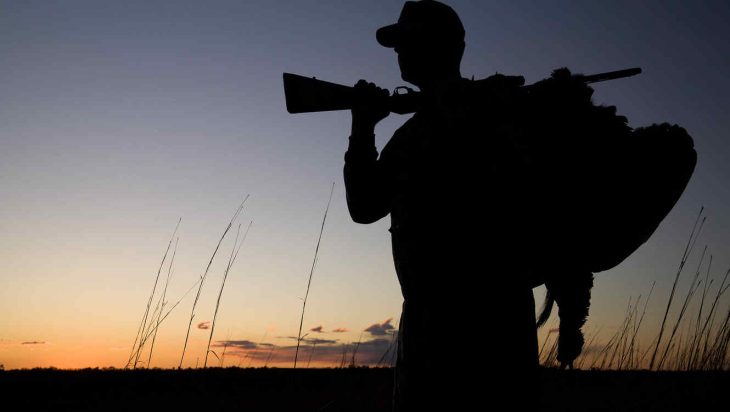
[376,0,465,88]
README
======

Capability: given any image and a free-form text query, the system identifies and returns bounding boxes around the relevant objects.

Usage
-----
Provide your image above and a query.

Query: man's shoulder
[380,115,421,158]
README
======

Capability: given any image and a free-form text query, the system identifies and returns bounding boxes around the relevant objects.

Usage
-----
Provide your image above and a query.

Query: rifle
[283,67,641,115]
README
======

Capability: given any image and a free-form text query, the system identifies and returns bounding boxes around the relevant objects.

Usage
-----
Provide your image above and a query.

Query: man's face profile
[394,40,463,88]
[395,43,427,86]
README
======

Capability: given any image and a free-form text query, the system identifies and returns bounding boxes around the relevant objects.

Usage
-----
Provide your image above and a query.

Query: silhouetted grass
[126,218,180,369]
[204,221,252,367]
[649,207,705,369]
[147,236,179,367]
[549,207,730,371]
[294,183,335,368]
[179,196,248,368]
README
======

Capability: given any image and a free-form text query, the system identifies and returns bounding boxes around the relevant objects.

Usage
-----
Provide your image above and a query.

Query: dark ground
[0,367,727,411]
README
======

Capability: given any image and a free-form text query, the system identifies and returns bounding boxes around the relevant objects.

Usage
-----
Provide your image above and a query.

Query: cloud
[197,321,211,330]
[214,340,258,350]
[353,338,395,364]
[332,328,348,333]
[213,335,398,367]
[284,336,338,345]
[21,341,46,345]
[365,318,396,336]
[310,325,324,333]
[307,338,336,345]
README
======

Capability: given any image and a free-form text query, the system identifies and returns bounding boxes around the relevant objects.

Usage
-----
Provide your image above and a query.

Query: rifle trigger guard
[393,86,414,96]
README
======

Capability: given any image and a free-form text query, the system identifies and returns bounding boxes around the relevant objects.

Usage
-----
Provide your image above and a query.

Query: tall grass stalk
[134,272,204,351]
[247,331,268,368]
[339,343,348,368]
[656,245,708,369]
[687,255,714,367]
[696,267,730,369]
[204,221,253,367]
[607,297,634,369]
[220,334,231,367]
[120,264,211,368]
[146,236,179,367]
[294,183,335,368]
[649,207,705,370]
[389,334,399,367]
[565,246,730,370]
[377,332,398,367]
[575,326,602,369]
[307,341,318,368]
[264,345,276,367]
[699,297,730,369]
[628,282,654,368]
[350,332,363,367]
[618,296,642,369]
[538,325,558,361]
[126,218,180,369]
[179,196,248,368]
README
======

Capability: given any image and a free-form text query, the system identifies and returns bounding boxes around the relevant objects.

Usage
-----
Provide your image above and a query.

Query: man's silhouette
[344,1,539,410]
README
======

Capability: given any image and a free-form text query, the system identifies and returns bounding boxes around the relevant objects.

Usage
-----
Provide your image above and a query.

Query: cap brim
[376,24,402,48]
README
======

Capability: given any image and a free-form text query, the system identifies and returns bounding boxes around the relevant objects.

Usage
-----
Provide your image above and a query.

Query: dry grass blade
[538,323,558,362]
[246,331,268,368]
[649,207,705,370]
[350,333,363,367]
[264,345,276,367]
[307,341,318,368]
[147,236,179,367]
[204,221,253,367]
[697,267,730,369]
[294,183,335,368]
[377,332,398,367]
[133,273,205,353]
[686,256,714,369]
[657,245,708,369]
[575,325,602,369]
[179,196,249,368]
[126,218,181,369]
[627,282,654,369]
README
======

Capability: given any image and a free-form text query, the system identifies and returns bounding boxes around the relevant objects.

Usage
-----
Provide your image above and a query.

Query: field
[1,367,727,411]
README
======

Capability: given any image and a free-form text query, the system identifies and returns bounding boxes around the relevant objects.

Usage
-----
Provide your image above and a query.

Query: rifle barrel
[583,67,642,84]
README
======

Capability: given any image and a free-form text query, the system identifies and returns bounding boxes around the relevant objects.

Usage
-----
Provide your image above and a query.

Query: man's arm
[343,80,392,224]
[344,132,391,224]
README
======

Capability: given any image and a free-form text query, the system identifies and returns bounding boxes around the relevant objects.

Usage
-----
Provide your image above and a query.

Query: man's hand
[351,80,390,136]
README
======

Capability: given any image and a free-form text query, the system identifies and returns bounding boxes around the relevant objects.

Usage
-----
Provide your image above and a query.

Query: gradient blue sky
[1,0,728,368]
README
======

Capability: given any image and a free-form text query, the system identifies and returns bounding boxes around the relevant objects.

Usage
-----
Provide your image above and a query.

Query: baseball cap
[376,0,465,48]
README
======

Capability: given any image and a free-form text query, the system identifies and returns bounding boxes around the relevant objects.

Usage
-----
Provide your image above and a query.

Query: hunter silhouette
[344,1,539,410]
[336,0,697,411]
[342,1,696,410]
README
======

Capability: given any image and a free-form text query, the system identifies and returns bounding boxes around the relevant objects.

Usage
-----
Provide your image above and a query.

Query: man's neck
[417,72,463,94]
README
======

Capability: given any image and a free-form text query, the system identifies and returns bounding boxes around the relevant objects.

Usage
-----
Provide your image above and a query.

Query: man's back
[344,2,541,409]
[345,78,540,410]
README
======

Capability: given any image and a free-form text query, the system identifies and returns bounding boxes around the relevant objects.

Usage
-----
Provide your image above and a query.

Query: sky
[1,0,729,370]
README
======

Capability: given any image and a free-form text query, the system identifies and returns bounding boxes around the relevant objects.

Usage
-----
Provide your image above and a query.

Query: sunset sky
[1,0,729,370]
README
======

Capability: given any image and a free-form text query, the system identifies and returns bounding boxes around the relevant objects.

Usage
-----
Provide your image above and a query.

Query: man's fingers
[354,81,389,101]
